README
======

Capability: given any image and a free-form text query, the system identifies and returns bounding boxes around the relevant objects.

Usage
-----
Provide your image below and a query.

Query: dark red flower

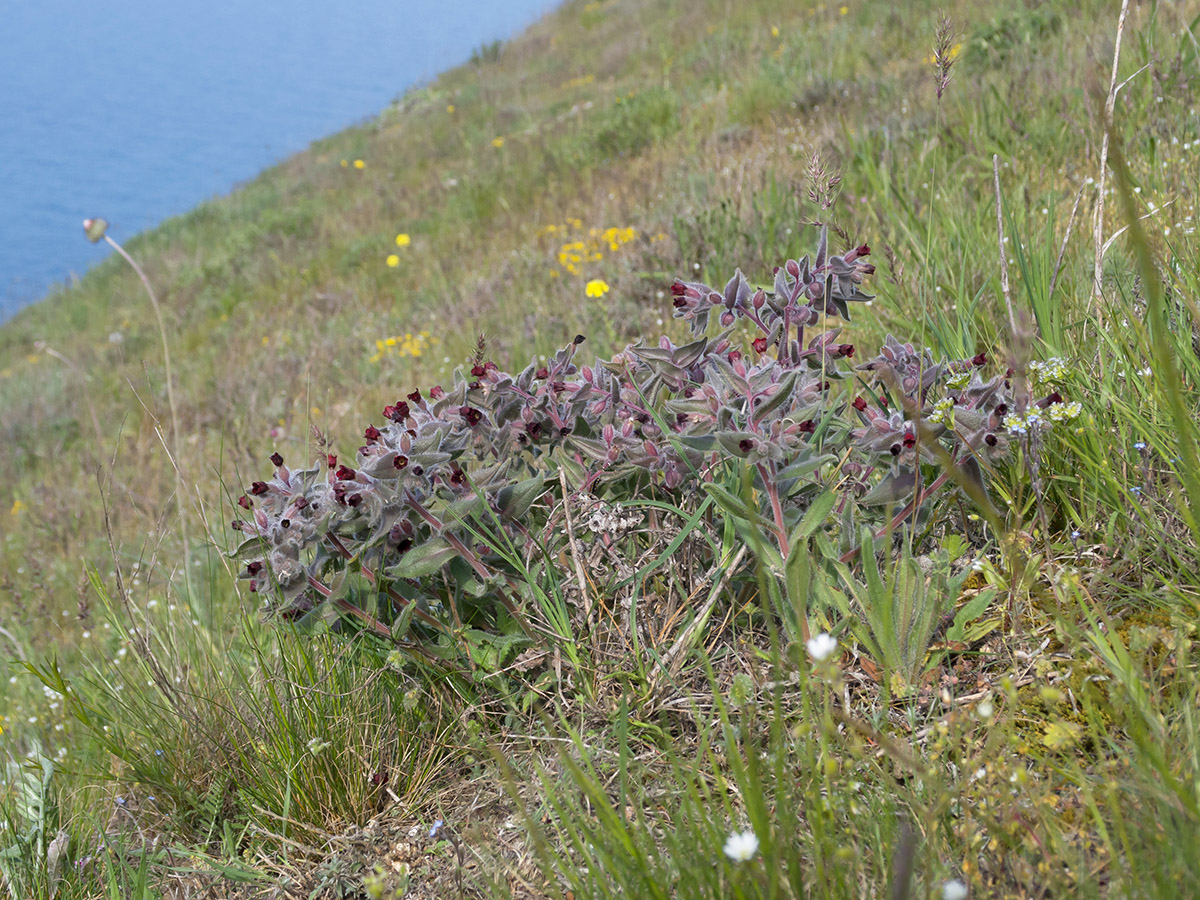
[535,367,549,380]
[573,334,586,345]
[728,350,742,363]
[407,389,422,403]
[393,455,409,470]
[335,465,357,481]
[972,352,987,367]
[429,385,445,399]
[738,438,754,453]
[269,452,284,467]
[902,432,916,448]
[797,419,816,434]
[852,396,868,412]
[294,496,308,509]
[250,481,269,496]
[238,495,253,509]
[471,364,486,377]
[327,454,337,469]
[526,421,543,440]
[449,468,466,485]
[459,406,483,427]
[837,344,855,358]
[985,433,998,447]
[672,296,688,308]
[670,280,687,296]
[246,561,263,576]
[364,425,382,442]
[752,337,769,354]
[347,493,363,508]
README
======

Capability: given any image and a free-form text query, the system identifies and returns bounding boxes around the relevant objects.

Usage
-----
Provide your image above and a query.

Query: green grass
[3,0,1200,895]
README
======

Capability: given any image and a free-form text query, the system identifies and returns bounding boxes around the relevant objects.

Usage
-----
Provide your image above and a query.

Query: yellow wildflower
[386,254,400,267]
[340,159,348,168]
[353,159,366,169]
[771,25,780,37]
[585,279,610,298]
[839,5,848,13]
[395,233,411,247]
[491,136,505,148]
[10,499,25,516]
[447,104,455,114]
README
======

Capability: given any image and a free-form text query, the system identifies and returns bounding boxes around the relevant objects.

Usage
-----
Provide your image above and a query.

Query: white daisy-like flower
[723,828,759,862]
[942,879,969,900]
[806,632,838,662]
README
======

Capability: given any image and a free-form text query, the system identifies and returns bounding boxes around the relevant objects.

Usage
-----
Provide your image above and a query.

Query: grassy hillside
[2,0,1200,896]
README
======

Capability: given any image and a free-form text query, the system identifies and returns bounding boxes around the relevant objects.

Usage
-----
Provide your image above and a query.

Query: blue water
[0,0,557,319]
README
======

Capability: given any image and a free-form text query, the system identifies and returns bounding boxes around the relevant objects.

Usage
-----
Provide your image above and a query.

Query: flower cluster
[233,227,1079,668]
[543,223,637,276]
[368,330,436,363]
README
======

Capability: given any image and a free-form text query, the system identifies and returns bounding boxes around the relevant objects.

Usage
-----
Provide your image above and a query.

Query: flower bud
[752,337,769,354]
[250,482,269,496]
[269,452,284,467]
[852,396,868,412]
[83,218,109,243]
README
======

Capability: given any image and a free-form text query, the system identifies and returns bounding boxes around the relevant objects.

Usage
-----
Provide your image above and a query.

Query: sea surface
[0,0,557,320]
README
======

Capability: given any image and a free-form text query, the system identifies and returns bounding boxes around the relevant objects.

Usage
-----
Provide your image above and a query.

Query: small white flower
[806,632,838,662]
[976,700,994,719]
[306,737,332,756]
[723,828,759,862]
[942,879,969,900]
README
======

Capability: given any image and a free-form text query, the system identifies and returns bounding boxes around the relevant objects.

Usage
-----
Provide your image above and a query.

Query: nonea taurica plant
[232,227,1078,665]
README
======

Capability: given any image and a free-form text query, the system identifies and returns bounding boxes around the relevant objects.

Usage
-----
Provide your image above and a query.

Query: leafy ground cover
[2,0,1200,896]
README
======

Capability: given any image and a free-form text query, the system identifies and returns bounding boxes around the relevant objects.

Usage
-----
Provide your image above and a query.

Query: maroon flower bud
[335,465,357,481]
[890,443,901,456]
[985,433,998,447]
[248,581,257,593]
[535,367,549,380]
[449,468,466,485]
[327,454,337,469]
[269,452,284,467]
[573,334,586,345]
[459,406,483,427]
[797,419,816,434]
[527,421,543,440]
[294,496,308,509]
[429,385,445,399]
[347,493,363,508]
[394,455,409,470]
[972,352,987,367]
[385,401,410,422]
[558,426,572,437]
[860,264,876,275]
[738,438,754,453]
[852,396,868,412]
[995,403,1008,417]
[672,296,688,308]
[752,337,769,354]
[364,425,382,442]
[469,381,481,391]
[721,312,735,327]
[280,519,290,529]
[231,520,244,532]
[407,389,422,403]
[902,432,916,449]
[412,465,424,477]
[837,344,855,358]
[728,350,742,363]
[1004,367,1014,378]
[670,280,687,296]
[1037,391,1064,408]
[238,495,253,509]
[820,381,831,391]
[250,481,269,496]
[471,364,486,377]
[247,561,263,576]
